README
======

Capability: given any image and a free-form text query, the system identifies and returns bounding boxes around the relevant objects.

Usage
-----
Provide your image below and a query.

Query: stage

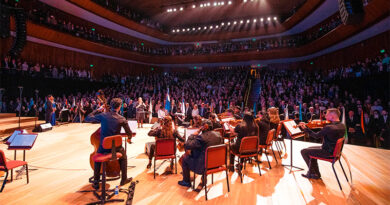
[0,123,389,205]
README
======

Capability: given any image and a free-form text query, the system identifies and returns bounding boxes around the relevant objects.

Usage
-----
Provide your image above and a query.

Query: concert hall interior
[0,0,389,204]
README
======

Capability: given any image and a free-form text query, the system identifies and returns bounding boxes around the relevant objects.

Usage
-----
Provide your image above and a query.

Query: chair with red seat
[91,135,124,204]
[230,136,261,183]
[309,137,350,190]
[202,144,230,201]
[154,138,177,179]
[258,129,277,169]
[0,149,29,192]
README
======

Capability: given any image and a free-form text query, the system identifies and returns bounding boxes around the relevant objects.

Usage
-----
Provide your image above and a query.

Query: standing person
[45,95,55,125]
[299,108,345,179]
[85,98,133,189]
[136,97,146,128]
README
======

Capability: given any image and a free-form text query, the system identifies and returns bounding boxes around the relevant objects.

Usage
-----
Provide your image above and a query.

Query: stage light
[244,0,247,2]
[221,2,225,5]
[172,29,175,33]
[246,19,250,23]
[267,17,271,21]
[173,8,177,12]
[180,7,183,11]
[167,9,170,12]
[204,26,207,30]
[187,28,190,31]
[380,49,385,53]
[200,4,203,7]
[216,25,219,28]
[227,22,231,25]
[234,21,237,25]
[198,27,201,30]
[221,22,225,26]
[274,17,277,20]
[253,19,257,22]
[90,64,94,68]
[260,18,264,22]
[214,2,217,6]
[176,29,180,32]
[182,29,185,32]
[210,26,213,29]
[240,20,243,24]
[192,27,195,30]
[228,1,232,5]
[207,3,210,6]
[192,5,196,8]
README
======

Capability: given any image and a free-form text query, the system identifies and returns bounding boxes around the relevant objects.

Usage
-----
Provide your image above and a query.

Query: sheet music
[121,120,138,134]
[221,117,235,122]
[9,134,38,148]
[283,120,303,135]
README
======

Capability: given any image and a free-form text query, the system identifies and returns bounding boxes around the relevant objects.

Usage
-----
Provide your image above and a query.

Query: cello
[89,90,120,178]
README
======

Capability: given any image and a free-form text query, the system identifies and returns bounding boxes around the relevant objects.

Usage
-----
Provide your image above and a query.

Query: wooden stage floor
[0,123,389,205]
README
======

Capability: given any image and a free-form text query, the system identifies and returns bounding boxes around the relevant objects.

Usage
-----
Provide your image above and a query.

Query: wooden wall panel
[68,0,323,42]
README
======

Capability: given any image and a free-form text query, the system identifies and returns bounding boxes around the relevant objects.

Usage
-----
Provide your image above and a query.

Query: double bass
[89,90,120,177]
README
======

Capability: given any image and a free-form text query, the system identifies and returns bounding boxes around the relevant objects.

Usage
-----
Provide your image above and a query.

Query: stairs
[247,78,262,109]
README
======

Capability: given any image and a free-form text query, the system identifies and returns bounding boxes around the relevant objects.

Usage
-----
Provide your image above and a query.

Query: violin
[306,119,330,129]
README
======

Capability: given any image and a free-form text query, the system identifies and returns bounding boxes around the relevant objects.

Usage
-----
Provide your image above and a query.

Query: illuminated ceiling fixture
[234,21,237,25]
[244,0,247,2]
[192,27,195,30]
[198,27,201,30]
[221,2,224,5]
[182,29,185,32]
[240,20,244,24]
[228,1,232,5]
[172,29,175,33]
[200,4,203,7]
[207,3,211,6]
[246,19,250,23]
[274,16,277,20]
[260,18,264,22]
[192,5,196,8]
[204,26,207,29]
[227,22,231,25]
[253,19,257,22]
[210,26,213,29]
[187,28,190,31]
[221,22,225,26]
[267,17,271,21]
[176,29,180,32]
[214,2,217,6]
[216,25,219,28]
[173,8,177,12]
[180,7,183,11]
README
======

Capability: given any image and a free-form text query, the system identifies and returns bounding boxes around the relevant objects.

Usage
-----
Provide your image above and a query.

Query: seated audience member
[229,112,259,171]
[178,120,223,187]
[147,116,184,169]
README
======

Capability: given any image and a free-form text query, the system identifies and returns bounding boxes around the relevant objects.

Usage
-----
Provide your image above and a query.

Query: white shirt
[192,108,199,118]
[158,109,166,119]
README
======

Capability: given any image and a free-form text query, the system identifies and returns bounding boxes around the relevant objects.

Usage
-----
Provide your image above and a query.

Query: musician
[255,111,270,145]
[233,106,243,119]
[178,120,223,187]
[85,98,133,189]
[192,115,203,128]
[209,113,222,129]
[136,97,146,128]
[229,112,259,171]
[306,107,318,122]
[147,116,184,169]
[299,108,345,179]
[268,107,280,130]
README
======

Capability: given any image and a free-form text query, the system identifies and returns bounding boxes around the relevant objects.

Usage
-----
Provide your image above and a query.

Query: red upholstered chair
[154,138,177,179]
[203,144,230,201]
[230,136,261,183]
[0,149,29,192]
[309,137,350,190]
[258,129,277,169]
[91,135,124,204]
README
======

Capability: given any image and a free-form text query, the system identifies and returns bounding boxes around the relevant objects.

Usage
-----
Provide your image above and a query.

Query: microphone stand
[18,86,23,129]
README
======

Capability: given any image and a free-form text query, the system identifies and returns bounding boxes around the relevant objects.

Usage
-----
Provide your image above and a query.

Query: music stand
[121,120,137,169]
[281,120,305,173]
[18,86,23,129]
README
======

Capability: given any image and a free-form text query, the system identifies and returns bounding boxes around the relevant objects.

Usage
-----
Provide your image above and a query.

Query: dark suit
[181,131,223,182]
[256,117,270,145]
[45,100,53,123]
[185,107,192,122]
[216,105,225,114]
[230,122,259,167]
[301,122,345,174]
[346,115,358,143]
[85,110,132,183]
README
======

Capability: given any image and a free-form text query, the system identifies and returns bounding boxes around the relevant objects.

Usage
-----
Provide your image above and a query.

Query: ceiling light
[182,29,185,32]
[204,26,207,30]
[187,28,190,31]
[260,18,264,22]
[227,22,231,25]
[246,19,250,23]
[173,8,176,12]
[221,22,225,26]
[240,20,243,24]
[253,19,257,22]
[207,3,210,6]
[234,21,237,25]
[180,7,183,11]
[198,27,201,30]
[167,9,170,12]
[192,27,195,30]
[267,17,271,21]
[228,1,232,5]
[244,0,247,2]
[176,29,180,32]
[210,26,213,29]
[192,5,196,8]
[172,29,175,33]
[214,2,217,6]
[274,16,277,20]
[221,2,225,5]
[200,4,203,7]
[216,25,219,28]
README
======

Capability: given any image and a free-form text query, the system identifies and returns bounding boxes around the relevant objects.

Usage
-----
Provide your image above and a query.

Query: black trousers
[94,147,127,183]
[300,146,331,174]
[148,144,155,160]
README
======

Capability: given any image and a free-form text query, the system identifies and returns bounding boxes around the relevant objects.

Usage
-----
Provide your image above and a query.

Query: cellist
[85,98,133,189]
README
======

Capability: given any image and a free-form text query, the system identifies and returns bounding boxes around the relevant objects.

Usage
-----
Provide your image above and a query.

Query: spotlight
[214,2,217,6]
[192,27,195,30]
[192,5,196,8]
[244,0,247,2]
[167,9,170,12]
[176,29,180,32]
[228,1,232,5]
[207,3,210,6]
[172,29,175,33]
[240,20,243,24]
[198,27,201,30]
[182,29,185,32]
[221,22,225,26]
[227,22,231,25]
[246,19,250,23]
[221,2,224,5]
[260,18,264,22]
[173,8,177,12]
[204,26,207,30]
[210,26,213,29]
[200,4,203,7]
[180,7,183,11]
[216,25,219,28]
[253,19,257,22]
[187,28,190,31]
[273,16,277,20]
[234,21,237,25]
[267,17,271,21]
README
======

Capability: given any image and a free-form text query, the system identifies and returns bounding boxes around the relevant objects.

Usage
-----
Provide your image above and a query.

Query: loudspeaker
[338,0,365,25]
[0,4,11,38]
[34,123,53,132]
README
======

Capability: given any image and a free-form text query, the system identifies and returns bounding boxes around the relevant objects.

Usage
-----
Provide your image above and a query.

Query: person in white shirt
[192,104,199,118]
[157,106,166,119]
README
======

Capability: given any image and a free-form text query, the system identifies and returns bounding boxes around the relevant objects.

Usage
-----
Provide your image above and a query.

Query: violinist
[299,108,345,179]
[85,98,133,189]
[209,113,222,129]
[178,120,223,188]
[147,116,184,169]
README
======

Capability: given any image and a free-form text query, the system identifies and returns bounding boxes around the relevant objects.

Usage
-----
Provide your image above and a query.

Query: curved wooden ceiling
[120,0,306,26]
[67,0,324,42]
